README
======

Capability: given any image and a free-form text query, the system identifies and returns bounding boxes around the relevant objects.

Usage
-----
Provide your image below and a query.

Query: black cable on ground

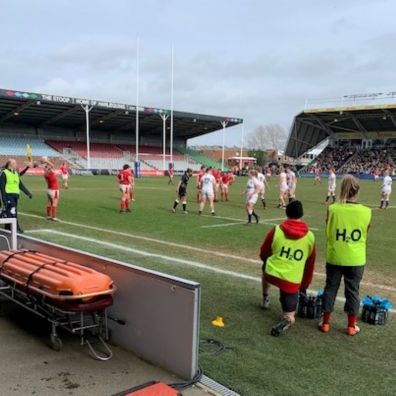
[199,337,225,355]
[168,337,226,390]
[168,366,203,390]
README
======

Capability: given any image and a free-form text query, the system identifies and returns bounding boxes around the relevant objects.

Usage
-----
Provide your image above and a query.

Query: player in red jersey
[372,168,380,183]
[266,166,272,181]
[212,168,221,201]
[118,164,132,213]
[168,165,174,185]
[42,160,60,221]
[196,165,206,202]
[314,167,321,185]
[220,171,234,201]
[59,162,69,189]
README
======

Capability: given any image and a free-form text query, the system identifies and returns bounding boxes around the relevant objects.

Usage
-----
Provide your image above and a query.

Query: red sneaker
[346,325,360,336]
[318,320,330,333]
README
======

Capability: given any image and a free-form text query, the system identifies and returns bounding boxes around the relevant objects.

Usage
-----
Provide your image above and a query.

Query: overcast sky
[1,0,395,146]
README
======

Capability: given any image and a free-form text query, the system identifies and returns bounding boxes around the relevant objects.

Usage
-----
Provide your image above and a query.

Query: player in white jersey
[380,170,392,209]
[286,167,297,203]
[199,167,216,216]
[325,167,337,204]
[278,166,289,209]
[244,169,260,224]
[256,167,269,208]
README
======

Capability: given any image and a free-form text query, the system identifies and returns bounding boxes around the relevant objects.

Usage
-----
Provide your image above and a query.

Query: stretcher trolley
[0,248,116,360]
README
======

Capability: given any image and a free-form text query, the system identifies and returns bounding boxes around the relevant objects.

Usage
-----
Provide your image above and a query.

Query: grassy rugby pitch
[14,175,396,395]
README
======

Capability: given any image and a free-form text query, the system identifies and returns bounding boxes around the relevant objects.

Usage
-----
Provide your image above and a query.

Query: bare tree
[247,124,287,151]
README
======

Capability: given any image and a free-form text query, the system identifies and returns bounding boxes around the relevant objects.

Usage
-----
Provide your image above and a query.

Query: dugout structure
[285,92,396,158]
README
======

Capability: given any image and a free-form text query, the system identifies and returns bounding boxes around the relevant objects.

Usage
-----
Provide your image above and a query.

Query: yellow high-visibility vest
[265,226,315,284]
[326,202,371,266]
[3,169,20,194]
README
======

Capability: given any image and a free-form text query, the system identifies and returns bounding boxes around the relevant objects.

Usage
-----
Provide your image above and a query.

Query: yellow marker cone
[212,316,225,328]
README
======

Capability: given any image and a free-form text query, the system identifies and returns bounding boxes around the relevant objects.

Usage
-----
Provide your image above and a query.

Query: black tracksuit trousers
[322,263,365,316]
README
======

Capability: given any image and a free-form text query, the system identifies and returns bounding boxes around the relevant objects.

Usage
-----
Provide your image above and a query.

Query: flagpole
[220,121,228,171]
[239,121,244,171]
[170,45,174,166]
[135,36,140,164]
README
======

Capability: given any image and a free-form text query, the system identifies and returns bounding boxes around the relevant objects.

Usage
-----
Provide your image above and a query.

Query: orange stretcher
[113,382,181,396]
[0,249,117,360]
[0,249,115,301]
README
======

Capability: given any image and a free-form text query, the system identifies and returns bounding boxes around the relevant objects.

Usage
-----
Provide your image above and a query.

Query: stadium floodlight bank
[0,88,243,170]
[286,91,396,158]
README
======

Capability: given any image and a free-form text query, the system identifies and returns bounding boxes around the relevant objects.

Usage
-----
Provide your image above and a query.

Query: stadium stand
[117,144,201,171]
[46,141,124,159]
[0,136,59,157]
[303,146,358,173]
[339,147,395,174]
[143,158,201,171]
[117,145,183,159]
[0,155,66,170]
[178,146,225,169]
[286,93,396,178]
[46,140,200,171]
[46,140,140,170]
[303,145,396,175]
[0,88,242,173]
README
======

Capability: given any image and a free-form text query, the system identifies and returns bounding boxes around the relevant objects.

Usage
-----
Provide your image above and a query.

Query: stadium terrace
[0,88,242,173]
[286,92,396,159]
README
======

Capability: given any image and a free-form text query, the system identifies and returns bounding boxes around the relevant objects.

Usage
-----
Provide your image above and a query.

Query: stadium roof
[0,88,243,139]
[285,98,396,158]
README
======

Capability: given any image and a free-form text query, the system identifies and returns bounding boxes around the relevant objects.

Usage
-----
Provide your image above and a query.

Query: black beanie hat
[286,200,303,219]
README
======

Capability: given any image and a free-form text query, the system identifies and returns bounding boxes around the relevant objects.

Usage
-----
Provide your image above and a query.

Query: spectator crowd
[339,148,395,175]
[304,147,357,173]
[304,146,395,175]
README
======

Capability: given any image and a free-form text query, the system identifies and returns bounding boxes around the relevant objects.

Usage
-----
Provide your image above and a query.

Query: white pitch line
[202,214,320,231]
[363,203,396,210]
[202,214,286,223]
[20,213,395,293]
[27,229,260,282]
[201,222,246,229]
[27,228,396,313]
[19,212,260,264]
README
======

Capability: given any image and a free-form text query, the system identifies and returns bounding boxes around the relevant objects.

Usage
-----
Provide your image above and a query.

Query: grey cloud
[1,0,395,146]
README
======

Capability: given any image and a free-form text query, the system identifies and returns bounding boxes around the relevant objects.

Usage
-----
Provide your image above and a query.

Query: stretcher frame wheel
[0,277,113,360]
[86,336,113,361]
[50,333,63,351]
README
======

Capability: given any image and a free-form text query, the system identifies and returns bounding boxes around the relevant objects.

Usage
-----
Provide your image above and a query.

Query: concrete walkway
[0,303,210,396]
